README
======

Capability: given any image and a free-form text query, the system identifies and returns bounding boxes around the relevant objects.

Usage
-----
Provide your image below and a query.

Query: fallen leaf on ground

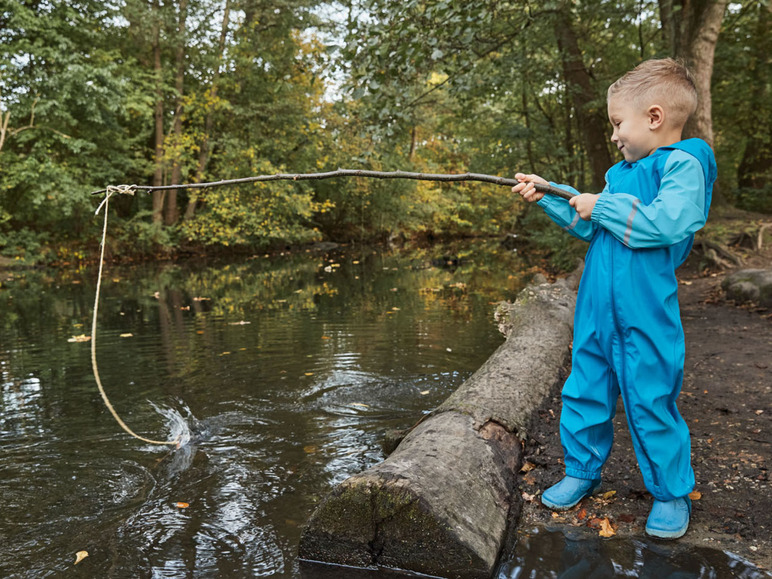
[600,490,617,500]
[520,461,536,473]
[689,490,702,500]
[576,508,587,521]
[599,517,616,537]
[75,551,88,565]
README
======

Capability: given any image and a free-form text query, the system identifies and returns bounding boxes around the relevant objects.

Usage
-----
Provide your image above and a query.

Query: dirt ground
[516,247,772,572]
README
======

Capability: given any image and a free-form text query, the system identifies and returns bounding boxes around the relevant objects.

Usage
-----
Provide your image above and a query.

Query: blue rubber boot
[541,476,601,511]
[645,496,692,539]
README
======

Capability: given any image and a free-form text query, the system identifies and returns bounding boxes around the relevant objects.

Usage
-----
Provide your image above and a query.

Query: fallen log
[298,265,582,578]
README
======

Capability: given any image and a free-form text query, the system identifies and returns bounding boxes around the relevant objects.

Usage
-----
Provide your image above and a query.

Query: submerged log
[298,266,582,578]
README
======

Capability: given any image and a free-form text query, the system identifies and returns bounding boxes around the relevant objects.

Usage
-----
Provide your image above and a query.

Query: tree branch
[91,169,578,201]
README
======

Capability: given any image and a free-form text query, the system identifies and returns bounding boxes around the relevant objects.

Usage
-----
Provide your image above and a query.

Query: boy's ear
[648,105,665,130]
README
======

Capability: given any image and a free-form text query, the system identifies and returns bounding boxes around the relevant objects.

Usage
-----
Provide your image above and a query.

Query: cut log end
[299,477,489,578]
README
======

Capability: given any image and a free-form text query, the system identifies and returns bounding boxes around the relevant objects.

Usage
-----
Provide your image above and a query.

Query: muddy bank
[515,266,772,572]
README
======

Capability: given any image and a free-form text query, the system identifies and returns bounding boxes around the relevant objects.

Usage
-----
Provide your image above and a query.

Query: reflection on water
[0,241,523,578]
[4,242,763,578]
[498,528,770,579]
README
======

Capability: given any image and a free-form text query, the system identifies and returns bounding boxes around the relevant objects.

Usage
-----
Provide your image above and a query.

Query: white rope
[92,188,178,446]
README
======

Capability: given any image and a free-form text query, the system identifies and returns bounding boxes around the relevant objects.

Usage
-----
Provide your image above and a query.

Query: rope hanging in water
[90,169,577,201]
[92,186,179,447]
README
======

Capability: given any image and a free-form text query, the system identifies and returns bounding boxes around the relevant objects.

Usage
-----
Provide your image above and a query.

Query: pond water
[2,240,767,579]
[0,241,525,578]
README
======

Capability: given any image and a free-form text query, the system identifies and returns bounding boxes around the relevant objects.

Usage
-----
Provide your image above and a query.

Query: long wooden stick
[91,170,577,201]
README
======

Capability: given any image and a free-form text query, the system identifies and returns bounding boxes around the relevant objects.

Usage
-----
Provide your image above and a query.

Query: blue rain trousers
[536,138,717,501]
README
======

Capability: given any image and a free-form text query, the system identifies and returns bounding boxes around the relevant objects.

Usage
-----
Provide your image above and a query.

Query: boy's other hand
[569,193,598,220]
[512,173,549,202]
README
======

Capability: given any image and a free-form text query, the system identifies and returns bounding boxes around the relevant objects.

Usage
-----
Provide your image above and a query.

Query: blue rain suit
[536,138,717,501]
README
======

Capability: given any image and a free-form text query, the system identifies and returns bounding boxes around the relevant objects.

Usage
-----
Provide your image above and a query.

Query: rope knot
[106,184,138,196]
[96,185,137,216]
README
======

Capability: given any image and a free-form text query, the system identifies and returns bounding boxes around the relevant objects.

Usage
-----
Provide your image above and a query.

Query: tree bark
[165,0,188,226]
[737,2,772,189]
[661,0,729,147]
[185,0,231,221]
[151,0,165,226]
[553,8,612,191]
[299,269,581,578]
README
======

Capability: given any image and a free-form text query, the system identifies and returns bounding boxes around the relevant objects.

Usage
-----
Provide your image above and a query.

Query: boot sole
[645,523,689,540]
[541,481,601,511]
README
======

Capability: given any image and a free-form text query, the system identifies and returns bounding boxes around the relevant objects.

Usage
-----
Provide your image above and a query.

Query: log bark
[298,266,582,578]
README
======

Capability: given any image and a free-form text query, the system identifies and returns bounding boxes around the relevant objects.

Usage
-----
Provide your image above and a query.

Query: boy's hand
[569,194,598,220]
[512,173,549,202]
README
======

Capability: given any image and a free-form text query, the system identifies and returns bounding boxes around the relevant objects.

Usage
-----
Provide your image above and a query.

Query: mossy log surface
[299,266,581,578]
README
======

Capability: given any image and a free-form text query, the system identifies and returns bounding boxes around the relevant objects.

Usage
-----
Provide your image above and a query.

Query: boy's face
[607,97,658,163]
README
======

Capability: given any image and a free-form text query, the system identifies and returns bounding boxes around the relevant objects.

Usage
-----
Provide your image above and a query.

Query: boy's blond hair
[607,58,698,129]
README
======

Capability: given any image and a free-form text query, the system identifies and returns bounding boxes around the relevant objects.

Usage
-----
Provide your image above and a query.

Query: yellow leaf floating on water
[304,445,318,454]
[350,403,369,408]
[175,502,190,509]
[74,550,88,565]
[68,334,91,343]
[119,333,133,338]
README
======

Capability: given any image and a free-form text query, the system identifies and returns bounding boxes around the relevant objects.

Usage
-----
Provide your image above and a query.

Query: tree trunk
[737,2,772,189]
[185,0,230,221]
[299,269,581,578]
[165,0,188,227]
[553,9,612,191]
[151,0,165,226]
[661,0,729,146]
[660,0,728,204]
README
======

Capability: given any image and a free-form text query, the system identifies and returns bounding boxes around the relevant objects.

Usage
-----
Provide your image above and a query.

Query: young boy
[513,58,717,539]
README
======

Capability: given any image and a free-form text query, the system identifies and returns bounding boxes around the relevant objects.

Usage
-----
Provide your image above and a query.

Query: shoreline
[514,265,772,573]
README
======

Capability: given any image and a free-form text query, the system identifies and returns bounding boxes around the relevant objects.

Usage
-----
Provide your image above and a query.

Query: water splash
[149,401,198,448]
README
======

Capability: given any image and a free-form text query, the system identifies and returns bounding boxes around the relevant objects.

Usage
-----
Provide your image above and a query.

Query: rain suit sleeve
[536,183,600,242]
[590,150,708,248]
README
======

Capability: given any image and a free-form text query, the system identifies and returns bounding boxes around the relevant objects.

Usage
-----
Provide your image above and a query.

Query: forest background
[1,0,770,266]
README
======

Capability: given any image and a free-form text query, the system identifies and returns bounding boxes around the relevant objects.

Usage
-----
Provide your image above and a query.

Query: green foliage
[182,158,328,248]
[0,227,50,264]
[731,186,772,215]
[0,0,767,261]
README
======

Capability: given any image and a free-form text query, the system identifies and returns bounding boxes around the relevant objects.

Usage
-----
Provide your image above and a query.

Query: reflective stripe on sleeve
[623,198,641,246]
[563,212,581,233]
